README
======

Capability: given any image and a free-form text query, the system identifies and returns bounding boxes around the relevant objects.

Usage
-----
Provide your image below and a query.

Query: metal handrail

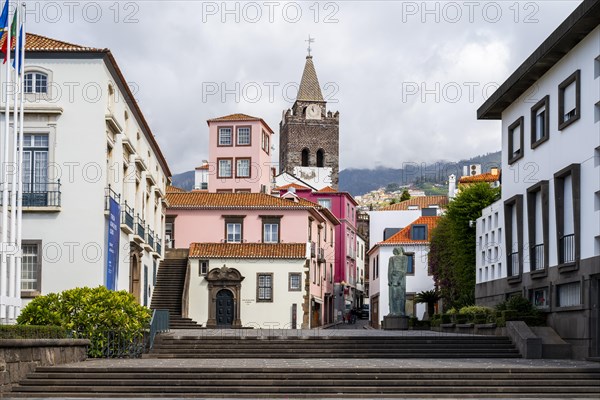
[104,185,120,210]
[15,180,62,207]
[531,244,544,271]
[148,309,170,349]
[121,201,134,230]
[135,215,146,238]
[508,251,519,276]
[559,234,575,263]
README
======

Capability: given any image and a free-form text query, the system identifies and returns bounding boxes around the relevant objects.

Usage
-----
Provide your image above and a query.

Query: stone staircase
[149,253,201,329]
[147,335,521,359]
[11,364,600,398]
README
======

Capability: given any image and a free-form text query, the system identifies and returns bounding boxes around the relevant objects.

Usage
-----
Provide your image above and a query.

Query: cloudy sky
[29,0,581,174]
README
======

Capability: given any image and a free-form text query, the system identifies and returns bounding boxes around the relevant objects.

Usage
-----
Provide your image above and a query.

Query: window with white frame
[318,198,332,210]
[237,127,251,145]
[24,72,48,94]
[236,158,250,178]
[557,282,581,307]
[225,218,242,243]
[21,242,41,292]
[22,134,50,206]
[257,273,273,301]
[218,159,232,178]
[263,222,279,243]
[218,127,233,146]
[199,260,209,275]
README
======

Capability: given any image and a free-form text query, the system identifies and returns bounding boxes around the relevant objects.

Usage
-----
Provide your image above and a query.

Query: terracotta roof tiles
[382,195,449,211]
[459,171,501,184]
[206,113,274,133]
[0,33,104,52]
[167,192,320,209]
[275,183,312,191]
[189,243,306,259]
[379,216,440,245]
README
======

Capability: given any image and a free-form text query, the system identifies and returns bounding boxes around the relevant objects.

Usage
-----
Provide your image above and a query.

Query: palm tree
[415,289,441,319]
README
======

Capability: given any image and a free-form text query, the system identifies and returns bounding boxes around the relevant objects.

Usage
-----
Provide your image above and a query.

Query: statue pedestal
[383,315,409,330]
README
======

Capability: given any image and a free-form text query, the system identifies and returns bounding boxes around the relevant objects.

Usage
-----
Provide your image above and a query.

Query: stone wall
[0,339,89,392]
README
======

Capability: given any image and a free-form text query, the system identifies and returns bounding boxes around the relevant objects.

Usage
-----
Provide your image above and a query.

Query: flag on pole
[1,8,16,63]
[0,1,8,31]
[12,24,21,71]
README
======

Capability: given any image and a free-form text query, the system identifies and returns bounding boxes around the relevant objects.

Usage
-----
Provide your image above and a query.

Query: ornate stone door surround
[205,265,244,328]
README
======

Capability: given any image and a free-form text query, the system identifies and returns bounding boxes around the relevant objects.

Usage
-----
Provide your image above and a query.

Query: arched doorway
[129,246,142,303]
[301,148,310,167]
[316,149,325,167]
[216,289,234,326]
[205,265,244,328]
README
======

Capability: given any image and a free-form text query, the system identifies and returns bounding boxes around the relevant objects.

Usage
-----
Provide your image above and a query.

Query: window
[557,282,581,307]
[263,221,279,243]
[329,264,333,283]
[554,164,580,268]
[21,242,41,293]
[316,149,325,167]
[224,217,244,243]
[24,72,48,94]
[236,158,251,178]
[504,195,523,279]
[218,127,233,146]
[237,127,251,145]
[199,260,209,275]
[406,253,415,275]
[531,95,549,148]
[289,273,301,291]
[411,225,427,241]
[257,273,273,301]
[527,181,549,273]
[532,287,548,308]
[301,148,310,167]
[318,198,331,210]
[218,159,232,178]
[558,70,580,130]
[22,134,50,206]
[262,130,270,154]
[508,117,524,164]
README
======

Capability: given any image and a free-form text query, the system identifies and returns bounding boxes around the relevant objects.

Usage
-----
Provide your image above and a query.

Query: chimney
[491,167,499,176]
[448,174,456,199]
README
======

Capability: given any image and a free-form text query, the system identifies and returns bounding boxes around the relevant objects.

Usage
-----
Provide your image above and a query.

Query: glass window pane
[237,127,250,145]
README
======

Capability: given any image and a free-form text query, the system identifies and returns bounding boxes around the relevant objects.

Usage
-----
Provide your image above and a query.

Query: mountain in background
[171,151,501,196]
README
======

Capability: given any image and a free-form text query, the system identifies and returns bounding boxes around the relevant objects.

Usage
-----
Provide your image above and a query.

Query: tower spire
[296,52,324,103]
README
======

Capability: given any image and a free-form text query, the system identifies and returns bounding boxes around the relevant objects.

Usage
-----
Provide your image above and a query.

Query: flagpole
[15,1,24,316]
[0,0,12,321]
[8,1,18,320]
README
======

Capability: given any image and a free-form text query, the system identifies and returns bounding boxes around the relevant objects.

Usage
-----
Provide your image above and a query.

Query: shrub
[494,295,545,327]
[17,286,152,357]
[458,305,494,316]
[0,324,69,339]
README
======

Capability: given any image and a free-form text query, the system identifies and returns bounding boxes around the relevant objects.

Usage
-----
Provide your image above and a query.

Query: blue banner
[106,197,121,290]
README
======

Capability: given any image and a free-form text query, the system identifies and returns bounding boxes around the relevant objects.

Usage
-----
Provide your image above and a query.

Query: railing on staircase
[148,309,170,349]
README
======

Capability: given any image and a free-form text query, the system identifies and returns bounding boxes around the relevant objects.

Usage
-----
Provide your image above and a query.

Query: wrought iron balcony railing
[17,181,62,207]
[559,234,575,264]
[508,251,519,277]
[531,244,544,271]
[121,202,134,231]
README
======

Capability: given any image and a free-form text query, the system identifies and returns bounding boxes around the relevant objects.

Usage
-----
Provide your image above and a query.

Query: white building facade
[11,34,170,310]
[476,2,600,359]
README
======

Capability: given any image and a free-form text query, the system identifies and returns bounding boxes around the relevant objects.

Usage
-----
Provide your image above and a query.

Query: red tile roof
[318,186,337,193]
[382,195,449,211]
[0,32,104,52]
[195,164,209,170]
[459,171,501,183]
[275,183,312,191]
[189,243,306,259]
[168,192,320,209]
[206,113,274,133]
[379,216,440,245]
[166,186,186,193]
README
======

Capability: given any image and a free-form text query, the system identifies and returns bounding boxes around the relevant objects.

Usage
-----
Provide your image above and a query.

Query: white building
[9,34,170,310]
[367,195,448,246]
[476,201,505,285]
[476,0,600,359]
[368,216,439,328]
[355,234,367,302]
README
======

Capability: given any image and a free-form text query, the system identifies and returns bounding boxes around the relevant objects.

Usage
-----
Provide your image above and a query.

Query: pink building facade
[278,185,359,320]
[166,191,338,327]
[207,114,274,194]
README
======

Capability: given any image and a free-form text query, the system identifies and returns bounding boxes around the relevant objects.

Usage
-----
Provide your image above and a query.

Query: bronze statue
[388,247,408,316]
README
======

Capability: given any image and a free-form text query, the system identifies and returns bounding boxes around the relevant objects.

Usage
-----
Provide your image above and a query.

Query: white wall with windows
[187,257,305,327]
[476,200,504,283]
[7,48,170,310]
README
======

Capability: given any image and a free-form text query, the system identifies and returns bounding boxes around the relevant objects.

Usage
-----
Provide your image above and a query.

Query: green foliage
[494,295,545,327]
[400,190,411,202]
[17,286,152,357]
[458,305,494,316]
[428,182,501,309]
[0,324,69,339]
[415,289,441,317]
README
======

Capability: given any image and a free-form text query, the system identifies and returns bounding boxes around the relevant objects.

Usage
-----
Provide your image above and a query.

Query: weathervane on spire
[305,35,315,57]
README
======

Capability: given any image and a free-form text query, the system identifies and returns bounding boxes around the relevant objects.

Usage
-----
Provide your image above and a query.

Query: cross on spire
[305,35,315,57]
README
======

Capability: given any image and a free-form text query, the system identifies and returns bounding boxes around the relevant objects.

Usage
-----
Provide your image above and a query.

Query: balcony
[120,201,135,234]
[310,242,316,258]
[145,228,155,251]
[104,185,121,212]
[531,244,544,271]
[317,247,325,263]
[13,181,62,210]
[133,215,146,243]
[559,234,575,264]
[154,236,162,257]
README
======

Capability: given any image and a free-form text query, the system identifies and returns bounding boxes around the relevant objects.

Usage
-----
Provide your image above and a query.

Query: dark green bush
[0,324,69,339]
[441,314,453,324]
[17,286,152,357]
[494,296,545,327]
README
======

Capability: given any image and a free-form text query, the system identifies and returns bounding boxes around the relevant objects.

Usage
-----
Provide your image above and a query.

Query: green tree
[428,183,500,309]
[415,289,441,318]
[400,190,411,202]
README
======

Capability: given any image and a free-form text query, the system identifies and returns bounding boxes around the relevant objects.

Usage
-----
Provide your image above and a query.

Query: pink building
[166,190,339,328]
[207,114,274,193]
[278,184,359,320]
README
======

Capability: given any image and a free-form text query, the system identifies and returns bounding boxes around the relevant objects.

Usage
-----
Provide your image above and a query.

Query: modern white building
[476,0,600,359]
[476,201,505,285]
[368,216,439,328]
[7,34,171,310]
